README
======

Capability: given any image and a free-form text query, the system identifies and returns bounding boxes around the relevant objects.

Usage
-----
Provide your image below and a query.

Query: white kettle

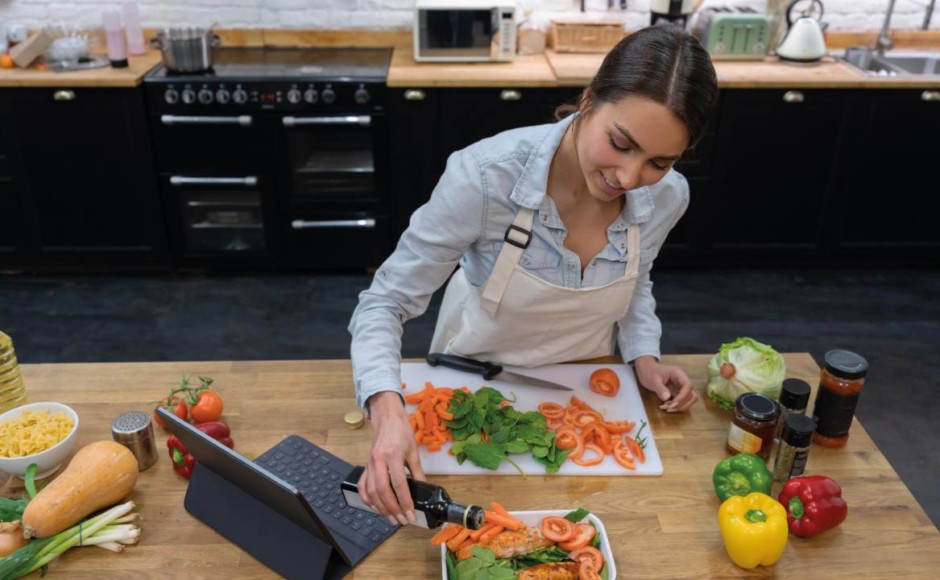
[776,0,827,62]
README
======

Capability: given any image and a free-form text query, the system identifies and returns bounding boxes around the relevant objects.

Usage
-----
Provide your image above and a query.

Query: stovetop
[145,47,392,82]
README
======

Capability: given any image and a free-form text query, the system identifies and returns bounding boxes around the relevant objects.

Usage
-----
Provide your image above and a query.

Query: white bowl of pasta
[0,401,79,479]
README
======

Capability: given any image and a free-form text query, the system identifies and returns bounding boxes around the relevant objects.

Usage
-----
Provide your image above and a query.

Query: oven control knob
[354,88,371,105]
[321,88,336,104]
[303,89,318,104]
[197,89,214,104]
[232,89,248,104]
[181,89,196,104]
[287,88,302,104]
[163,88,179,105]
[215,88,230,104]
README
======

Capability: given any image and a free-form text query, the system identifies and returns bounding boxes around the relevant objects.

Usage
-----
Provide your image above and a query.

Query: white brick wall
[0,0,937,32]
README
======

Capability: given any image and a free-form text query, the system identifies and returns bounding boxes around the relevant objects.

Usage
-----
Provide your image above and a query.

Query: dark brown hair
[556,24,718,148]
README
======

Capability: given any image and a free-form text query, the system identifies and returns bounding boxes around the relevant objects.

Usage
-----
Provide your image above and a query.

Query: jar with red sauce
[812,350,869,448]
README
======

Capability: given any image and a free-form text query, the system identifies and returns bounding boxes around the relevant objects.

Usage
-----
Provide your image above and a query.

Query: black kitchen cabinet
[707,88,851,265]
[0,87,168,271]
[828,88,940,265]
[389,88,442,237]
[0,114,22,260]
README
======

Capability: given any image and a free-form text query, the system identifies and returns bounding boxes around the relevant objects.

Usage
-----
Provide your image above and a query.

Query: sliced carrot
[469,521,497,541]
[479,525,505,544]
[456,538,477,552]
[490,502,513,519]
[483,510,525,531]
[431,524,462,546]
[446,527,472,552]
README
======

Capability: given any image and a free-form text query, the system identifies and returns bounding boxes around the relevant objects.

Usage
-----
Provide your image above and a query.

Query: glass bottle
[812,350,869,448]
[0,331,28,413]
[774,378,811,444]
[341,465,485,529]
[773,413,816,483]
[102,10,128,68]
[726,392,780,462]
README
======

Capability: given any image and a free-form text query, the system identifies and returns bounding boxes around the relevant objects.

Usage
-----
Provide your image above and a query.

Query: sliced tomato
[579,560,603,580]
[570,443,605,466]
[569,546,604,572]
[580,422,612,454]
[538,402,565,419]
[603,419,636,434]
[554,428,584,459]
[541,516,578,543]
[589,368,620,397]
[558,523,596,551]
[612,438,636,470]
[572,409,604,428]
[624,435,646,464]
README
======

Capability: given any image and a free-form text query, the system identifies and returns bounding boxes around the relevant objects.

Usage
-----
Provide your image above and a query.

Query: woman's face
[575,94,689,201]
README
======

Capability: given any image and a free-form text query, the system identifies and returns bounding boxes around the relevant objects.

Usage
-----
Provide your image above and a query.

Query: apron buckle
[504,224,531,249]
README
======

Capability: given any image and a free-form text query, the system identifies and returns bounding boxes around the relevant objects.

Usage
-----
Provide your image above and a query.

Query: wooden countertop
[5,354,939,578]
[0,52,161,88]
[388,47,557,88]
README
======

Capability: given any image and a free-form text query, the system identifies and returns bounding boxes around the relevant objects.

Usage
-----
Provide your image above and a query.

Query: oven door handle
[162,115,254,126]
[291,218,376,229]
[170,176,259,186]
[282,115,372,127]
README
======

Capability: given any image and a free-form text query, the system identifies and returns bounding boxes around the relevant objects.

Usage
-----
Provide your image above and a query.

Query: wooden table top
[7,354,940,578]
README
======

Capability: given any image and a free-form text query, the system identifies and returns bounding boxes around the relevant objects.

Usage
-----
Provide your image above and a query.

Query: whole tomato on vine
[189,389,224,423]
[153,394,188,429]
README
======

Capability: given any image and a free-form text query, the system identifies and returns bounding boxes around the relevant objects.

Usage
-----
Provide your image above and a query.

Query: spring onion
[0,501,139,578]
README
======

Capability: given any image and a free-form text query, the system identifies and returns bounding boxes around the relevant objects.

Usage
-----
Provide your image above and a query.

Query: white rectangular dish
[440,509,616,579]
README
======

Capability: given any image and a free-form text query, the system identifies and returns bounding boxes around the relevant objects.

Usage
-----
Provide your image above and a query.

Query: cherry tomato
[190,390,224,423]
[568,546,604,571]
[589,368,620,397]
[578,560,603,580]
[558,523,596,551]
[153,395,188,429]
[541,516,579,543]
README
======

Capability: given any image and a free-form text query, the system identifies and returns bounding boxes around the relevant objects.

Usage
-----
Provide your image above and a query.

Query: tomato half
[558,523,596,551]
[153,395,188,429]
[589,368,620,397]
[541,516,578,543]
[569,546,604,571]
[190,390,224,423]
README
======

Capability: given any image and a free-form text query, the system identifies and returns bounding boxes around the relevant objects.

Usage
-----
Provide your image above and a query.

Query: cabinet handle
[404,89,426,101]
[782,90,804,103]
[921,90,940,102]
[283,115,371,127]
[161,115,253,126]
[291,219,376,229]
[500,89,522,101]
[170,176,258,186]
[53,90,75,101]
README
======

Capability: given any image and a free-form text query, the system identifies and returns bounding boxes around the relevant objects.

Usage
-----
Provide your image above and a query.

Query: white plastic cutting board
[401,362,663,476]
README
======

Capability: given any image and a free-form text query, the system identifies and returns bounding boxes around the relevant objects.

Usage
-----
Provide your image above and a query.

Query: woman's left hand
[633,355,698,412]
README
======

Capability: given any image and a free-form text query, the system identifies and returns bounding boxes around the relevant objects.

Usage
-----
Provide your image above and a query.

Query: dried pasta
[0,409,74,458]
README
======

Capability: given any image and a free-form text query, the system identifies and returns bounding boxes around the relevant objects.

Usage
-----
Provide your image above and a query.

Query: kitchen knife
[426,353,573,391]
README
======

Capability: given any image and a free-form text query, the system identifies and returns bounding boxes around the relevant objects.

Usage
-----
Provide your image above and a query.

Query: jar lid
[344,410,365,430]
[824,350,869,379]
[735,392,779,421]
[783,413,817,447]
[779,378,811,409]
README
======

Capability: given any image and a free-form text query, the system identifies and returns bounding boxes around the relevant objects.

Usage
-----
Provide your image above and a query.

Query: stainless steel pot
[150,27,221,73]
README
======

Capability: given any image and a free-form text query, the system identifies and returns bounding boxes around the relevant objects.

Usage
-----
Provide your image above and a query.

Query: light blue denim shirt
[349,114,689,410]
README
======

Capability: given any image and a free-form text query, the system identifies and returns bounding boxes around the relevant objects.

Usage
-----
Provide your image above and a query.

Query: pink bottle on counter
[102,10,128,68]
[122,3,145,56]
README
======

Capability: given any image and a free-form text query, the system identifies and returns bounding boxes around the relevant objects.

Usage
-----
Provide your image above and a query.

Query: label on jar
[727,423,762,454]
[813,388,860,437]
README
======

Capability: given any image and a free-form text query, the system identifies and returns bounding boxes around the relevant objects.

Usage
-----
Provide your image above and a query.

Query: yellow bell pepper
[718,492,788,569]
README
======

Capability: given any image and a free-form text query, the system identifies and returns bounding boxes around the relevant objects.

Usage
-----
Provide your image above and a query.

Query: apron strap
[625,225,641,278]
[480,208,535,316]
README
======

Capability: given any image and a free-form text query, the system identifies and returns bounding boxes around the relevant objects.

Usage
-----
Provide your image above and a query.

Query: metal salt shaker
[111,411,159,471]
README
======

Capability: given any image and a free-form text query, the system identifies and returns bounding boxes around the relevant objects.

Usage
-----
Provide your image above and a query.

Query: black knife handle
[426,353,503,380]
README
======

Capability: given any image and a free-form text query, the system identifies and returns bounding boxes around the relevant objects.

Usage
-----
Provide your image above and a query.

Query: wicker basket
[550,19,627,53]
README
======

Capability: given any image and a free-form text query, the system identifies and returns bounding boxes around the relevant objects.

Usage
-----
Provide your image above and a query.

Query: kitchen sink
[838,48,940,77]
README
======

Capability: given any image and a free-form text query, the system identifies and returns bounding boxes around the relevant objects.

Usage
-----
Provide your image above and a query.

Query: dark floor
[1,268,938,529]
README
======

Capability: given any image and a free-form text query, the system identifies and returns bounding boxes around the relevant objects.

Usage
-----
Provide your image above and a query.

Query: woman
[348,24,718,526]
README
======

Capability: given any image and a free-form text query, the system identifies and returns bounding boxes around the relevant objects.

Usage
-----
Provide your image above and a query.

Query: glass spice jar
[812,350,869,448]
[773,413,816,483]
[727,392,780,461]
[774,378,812,444]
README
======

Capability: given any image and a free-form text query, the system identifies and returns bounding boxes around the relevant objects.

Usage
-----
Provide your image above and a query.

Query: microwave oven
[413,0,517,62]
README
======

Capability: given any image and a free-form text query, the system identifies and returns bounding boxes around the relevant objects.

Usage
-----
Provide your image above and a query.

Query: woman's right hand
[360,391,426,526]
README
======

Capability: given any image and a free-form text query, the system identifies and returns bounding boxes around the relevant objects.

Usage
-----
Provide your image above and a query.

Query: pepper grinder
[111,411,158,471]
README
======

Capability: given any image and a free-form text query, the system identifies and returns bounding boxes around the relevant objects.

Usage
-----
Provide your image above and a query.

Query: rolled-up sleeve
[349,148,485,411]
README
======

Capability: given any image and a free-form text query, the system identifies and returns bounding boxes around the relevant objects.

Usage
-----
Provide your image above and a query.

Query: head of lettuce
[706,337,786,410]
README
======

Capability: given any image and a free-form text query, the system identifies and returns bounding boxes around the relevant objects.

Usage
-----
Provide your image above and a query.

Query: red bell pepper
[167,421,235,479]
[778,475,848,537]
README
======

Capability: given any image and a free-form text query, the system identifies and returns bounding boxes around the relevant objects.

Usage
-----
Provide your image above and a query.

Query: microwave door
[419,9,493,59]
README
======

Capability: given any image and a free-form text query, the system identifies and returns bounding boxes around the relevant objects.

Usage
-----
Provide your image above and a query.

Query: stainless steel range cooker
[143,47,392,271]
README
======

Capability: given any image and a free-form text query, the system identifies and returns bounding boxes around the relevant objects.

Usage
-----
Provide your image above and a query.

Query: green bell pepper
[713,453,772,501]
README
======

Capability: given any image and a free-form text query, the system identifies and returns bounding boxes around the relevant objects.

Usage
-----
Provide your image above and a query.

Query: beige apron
[429,207,641,367]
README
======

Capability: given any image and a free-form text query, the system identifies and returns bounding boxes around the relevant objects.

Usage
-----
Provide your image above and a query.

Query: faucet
[877,0,938,55]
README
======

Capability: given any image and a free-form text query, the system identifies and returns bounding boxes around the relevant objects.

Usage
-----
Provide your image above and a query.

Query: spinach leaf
[564,507,591,523]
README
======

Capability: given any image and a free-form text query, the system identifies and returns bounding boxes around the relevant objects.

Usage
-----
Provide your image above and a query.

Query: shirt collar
[510,114,656,227]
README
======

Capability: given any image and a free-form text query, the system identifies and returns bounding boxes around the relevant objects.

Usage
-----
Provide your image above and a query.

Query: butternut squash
[21,440,138,538]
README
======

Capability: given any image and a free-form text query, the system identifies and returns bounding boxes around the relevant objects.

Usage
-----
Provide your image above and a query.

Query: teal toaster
[691,7,772,60]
